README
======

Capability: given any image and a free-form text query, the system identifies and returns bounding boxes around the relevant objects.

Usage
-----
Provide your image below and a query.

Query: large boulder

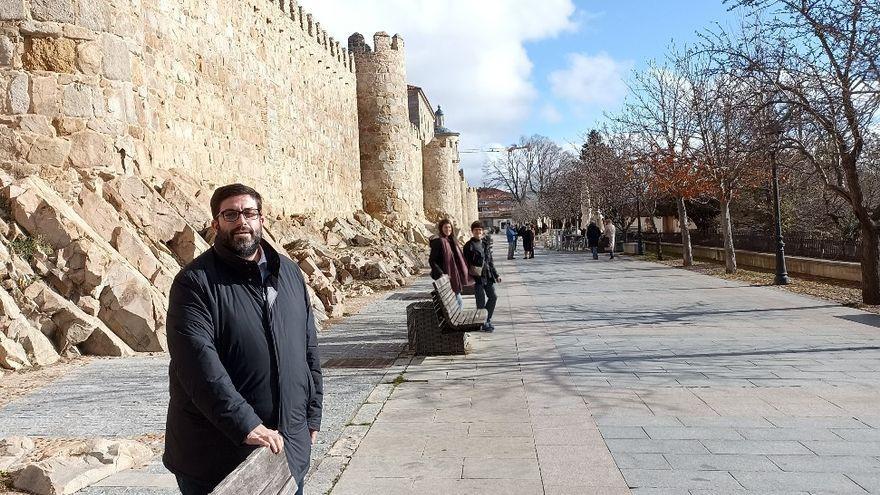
[3,177,167,352]
[5,318,59,366]
[110,226,173,295]
[0,332,30,370]
[13,438,153,495]
[99,266,166,352]
[21,280,133,357]
[102,176,209,265]
[75,188,176,293]
[159,177,212,233]
[0,436,35,471]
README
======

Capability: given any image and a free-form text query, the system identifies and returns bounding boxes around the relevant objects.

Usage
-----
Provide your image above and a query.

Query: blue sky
[524,1,738,149]
[301,1,739,184]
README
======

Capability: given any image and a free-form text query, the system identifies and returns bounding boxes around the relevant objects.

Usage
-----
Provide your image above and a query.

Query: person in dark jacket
[463,221,501,332]
[163,184,322,495]
[586,220,602,260]
[522,224,535,259]
[428,218,471,309]
[505,223,518,260]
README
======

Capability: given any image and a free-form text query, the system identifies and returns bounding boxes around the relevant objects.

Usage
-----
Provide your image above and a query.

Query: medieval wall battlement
[276,0,354,72]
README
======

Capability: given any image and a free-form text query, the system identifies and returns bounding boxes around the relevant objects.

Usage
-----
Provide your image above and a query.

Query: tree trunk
[720,196,737,274]
[676,196,692,266]
[652,217,663,260]
[860,221,880,304]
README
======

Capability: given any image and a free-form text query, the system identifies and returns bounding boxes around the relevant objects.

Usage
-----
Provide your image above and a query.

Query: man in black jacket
[463,221,501,332]
[586,220,602,260]
[163,184,322,495]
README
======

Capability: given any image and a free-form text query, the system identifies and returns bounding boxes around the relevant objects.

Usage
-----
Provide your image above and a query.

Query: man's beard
[217,224,262,258]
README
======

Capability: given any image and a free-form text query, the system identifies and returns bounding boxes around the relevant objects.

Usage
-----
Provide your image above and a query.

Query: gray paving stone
[663,454,780,472]
[605,439,711,455]
[599,425,650,439]
[677,417,775,429]
[801,441,880,456]
[736,427,842,441]
[769,454,880,473]
[621,469,742,490]
[611,453,672,470]
[644,426,745,440]
[730,471,867,493]
[701,440,814,455]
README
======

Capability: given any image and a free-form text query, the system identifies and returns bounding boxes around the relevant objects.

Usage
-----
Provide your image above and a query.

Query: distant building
[477,187,517,231]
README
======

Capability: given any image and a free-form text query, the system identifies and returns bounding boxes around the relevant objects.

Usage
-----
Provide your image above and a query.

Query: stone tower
[348,32,424,226]
[422,106,462,224]
[458,169,469,229]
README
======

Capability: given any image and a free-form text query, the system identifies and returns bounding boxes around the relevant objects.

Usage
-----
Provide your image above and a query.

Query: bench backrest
[210,447,296,495]
[432,275,460,324]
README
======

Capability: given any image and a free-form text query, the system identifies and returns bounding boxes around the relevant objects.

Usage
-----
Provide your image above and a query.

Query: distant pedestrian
[586,221,601,260]
[429,218,471,309]
[506,223,518,260]
[464,221,501,332]
[603,218,617,260]
[522,224,535,259]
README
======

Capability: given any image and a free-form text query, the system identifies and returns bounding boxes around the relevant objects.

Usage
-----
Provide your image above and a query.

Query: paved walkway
[329,249,880,494]
[0,278,432,495]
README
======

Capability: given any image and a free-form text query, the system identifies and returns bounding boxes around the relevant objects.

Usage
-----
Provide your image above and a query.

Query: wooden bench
[211,447,296,495]
[431,275,488,333]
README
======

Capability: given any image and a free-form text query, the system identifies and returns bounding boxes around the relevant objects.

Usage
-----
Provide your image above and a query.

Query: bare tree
[683,50,768,273]
[615,57,700,265]
[710,0,880,301]
[482,135,567,211]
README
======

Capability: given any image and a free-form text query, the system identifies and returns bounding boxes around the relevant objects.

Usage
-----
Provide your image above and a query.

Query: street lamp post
[636,194,644,255]
[770,130,790,285]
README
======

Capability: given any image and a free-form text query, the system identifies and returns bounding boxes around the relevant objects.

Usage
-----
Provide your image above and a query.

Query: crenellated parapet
[273,0,355,72]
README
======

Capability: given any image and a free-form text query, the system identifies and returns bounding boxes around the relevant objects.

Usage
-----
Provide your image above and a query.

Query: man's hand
[496,277,502,283]
[309,429,318,445]
[244,424,284,454]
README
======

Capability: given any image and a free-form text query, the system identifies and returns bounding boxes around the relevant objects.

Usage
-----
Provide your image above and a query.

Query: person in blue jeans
[586,220,602,260]
[464,221,501,332]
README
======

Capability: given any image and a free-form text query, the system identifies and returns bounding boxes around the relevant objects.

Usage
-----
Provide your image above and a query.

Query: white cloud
[539,103,563,123]
[297,0,580,184]
[548,52,632,106]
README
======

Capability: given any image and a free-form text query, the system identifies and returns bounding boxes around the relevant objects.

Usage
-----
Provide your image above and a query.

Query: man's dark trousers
[475,281,497,324]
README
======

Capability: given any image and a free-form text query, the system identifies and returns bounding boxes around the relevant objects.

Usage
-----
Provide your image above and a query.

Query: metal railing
[641,232,861,262]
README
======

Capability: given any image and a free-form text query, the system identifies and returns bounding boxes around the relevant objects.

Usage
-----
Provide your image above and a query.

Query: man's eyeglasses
[216,208,261,223]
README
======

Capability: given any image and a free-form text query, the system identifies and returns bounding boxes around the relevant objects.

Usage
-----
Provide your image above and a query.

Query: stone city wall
[0,0,362,218]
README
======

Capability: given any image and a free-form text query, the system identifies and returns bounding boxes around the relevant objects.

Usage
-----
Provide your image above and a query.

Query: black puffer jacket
[163,239,322,487]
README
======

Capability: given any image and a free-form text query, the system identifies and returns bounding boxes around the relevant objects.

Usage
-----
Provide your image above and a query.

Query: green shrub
[9,234,52,262]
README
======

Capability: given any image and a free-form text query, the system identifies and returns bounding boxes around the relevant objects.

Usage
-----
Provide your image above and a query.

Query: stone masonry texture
[0,0,478,223]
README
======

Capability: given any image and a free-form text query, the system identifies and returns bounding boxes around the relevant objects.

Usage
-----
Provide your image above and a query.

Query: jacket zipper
[262,281,283,430]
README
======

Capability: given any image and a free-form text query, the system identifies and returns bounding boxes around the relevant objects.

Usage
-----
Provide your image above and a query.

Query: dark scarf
[440,236,471,293]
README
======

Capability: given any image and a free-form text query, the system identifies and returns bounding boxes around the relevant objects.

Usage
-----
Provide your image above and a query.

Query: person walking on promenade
[505,223,518,260]
[603,218,617,260]
[429,218,471,309]
[586,220,602,260]
[522,224,535,259]
[464,221,501,332]
[164,184,323,495]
